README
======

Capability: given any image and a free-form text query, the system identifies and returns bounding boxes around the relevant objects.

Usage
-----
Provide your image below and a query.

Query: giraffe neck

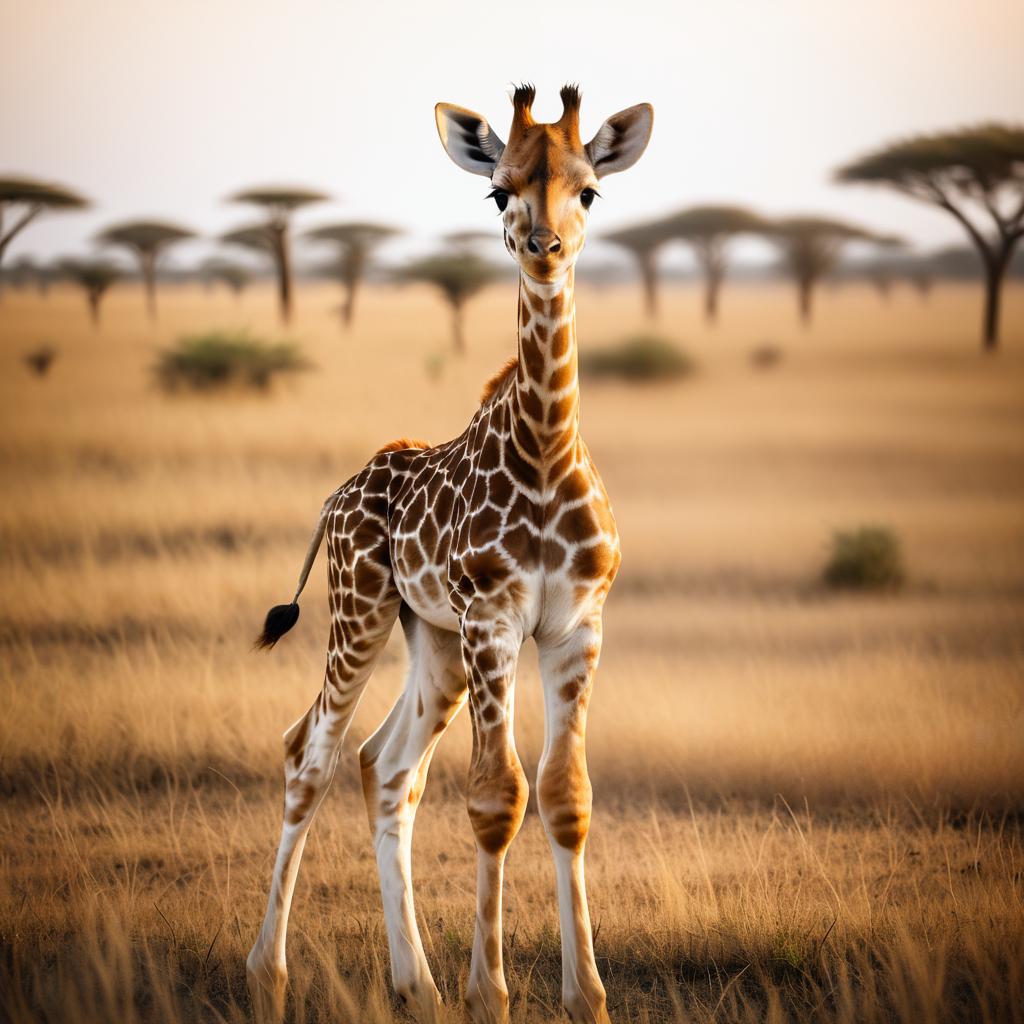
[512,268,580,472]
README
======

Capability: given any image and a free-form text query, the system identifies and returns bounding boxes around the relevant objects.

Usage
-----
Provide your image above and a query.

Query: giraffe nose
[527,229,561,255]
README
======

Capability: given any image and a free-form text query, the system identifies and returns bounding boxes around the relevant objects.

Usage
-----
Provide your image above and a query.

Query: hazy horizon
[3,0,1023,270]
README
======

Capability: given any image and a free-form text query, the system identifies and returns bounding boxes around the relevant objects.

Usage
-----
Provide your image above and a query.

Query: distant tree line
[1,121,1021,350]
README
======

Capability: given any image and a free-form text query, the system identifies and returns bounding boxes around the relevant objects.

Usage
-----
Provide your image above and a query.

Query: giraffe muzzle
[527,229,561,255]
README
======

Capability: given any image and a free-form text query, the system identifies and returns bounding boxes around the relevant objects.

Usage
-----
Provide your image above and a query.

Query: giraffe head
[436,85,653,284]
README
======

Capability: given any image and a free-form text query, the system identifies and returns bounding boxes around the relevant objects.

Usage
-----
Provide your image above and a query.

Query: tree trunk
[639,251,657,319]
[797,277,814,326]
[451,301,465,354]
[342,276,358,328]
[704,270,722,324]
[141,250,157,321]
[88,290,101,327]
[981,245,1013,352]
[273,225,292,325]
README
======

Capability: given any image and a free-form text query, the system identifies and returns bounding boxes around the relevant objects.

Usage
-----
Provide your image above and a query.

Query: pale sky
[2,0,1023,269]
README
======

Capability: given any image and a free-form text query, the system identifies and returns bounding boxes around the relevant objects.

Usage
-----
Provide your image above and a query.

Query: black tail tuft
[254,602,300,650]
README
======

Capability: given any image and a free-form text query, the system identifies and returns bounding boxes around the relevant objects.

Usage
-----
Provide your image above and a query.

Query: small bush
[154,331,309,392]
[750,343,783,370]
[579,335,694,382]
[823,526,905,591]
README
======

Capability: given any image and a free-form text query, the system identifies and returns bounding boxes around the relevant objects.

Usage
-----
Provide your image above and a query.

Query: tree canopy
[767,216,894,324]
[225,187,329,324]
[661,205,768,322]
[220,225,275,255]
[395,252,501,352]
[97,220,194,253]
[96,220,195,319]
[306,222,401,327]
[0,177,89,271]
[603,218,678,318]
[306,222,400,248]
[662,205,767,239]
[836,124,1024,348]
[58,258,120,324]
[229,187,329,215]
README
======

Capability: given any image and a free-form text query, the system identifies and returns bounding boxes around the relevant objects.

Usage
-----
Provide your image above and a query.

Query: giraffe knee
[467,759,529,855]
[538,757,592,851]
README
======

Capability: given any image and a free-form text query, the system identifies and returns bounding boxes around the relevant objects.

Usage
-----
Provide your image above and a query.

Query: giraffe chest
[389,445,620,639]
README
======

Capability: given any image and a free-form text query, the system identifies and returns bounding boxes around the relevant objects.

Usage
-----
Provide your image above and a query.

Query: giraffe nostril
[528,230,561,256]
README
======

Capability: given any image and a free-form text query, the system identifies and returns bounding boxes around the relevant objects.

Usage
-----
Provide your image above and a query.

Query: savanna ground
[1,277,1023,1023]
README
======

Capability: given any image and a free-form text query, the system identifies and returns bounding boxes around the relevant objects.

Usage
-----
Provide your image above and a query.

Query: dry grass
[2,279,1023,1022]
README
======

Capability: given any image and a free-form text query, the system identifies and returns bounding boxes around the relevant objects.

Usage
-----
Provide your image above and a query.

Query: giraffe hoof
[396,979,444,1023]
[246,952,287,1024]
[465,983,509,1024]
[563,988,610,1024]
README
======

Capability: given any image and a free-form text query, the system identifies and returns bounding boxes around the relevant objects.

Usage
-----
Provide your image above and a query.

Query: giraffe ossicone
[247,84,653,1024]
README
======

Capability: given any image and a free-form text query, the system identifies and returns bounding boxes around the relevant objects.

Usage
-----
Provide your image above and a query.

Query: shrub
[823,526,905,591]
[579,335,694,381]
[154,331,309,392]
[750,343,784,370]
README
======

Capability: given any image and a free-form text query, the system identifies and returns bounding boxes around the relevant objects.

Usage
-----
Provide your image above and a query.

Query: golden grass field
[2,277,1023,1023]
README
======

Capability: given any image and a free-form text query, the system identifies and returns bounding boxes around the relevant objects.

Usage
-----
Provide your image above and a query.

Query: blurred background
[2,3,1023,1023]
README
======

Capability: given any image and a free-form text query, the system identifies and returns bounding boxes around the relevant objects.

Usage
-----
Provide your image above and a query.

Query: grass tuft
[153,330,309,392]
[579,335,695,381]
[823,525,905,590]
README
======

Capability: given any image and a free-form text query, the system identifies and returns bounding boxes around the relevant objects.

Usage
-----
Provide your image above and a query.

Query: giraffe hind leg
[247,523,401,1022]
[358,610,467,1022]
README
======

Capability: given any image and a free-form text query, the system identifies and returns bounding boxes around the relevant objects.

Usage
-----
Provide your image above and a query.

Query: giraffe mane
[479,357,519,406]
[375,437,431,455]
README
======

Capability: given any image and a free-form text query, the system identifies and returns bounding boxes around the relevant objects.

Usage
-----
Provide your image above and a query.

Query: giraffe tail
[254,498,332,651]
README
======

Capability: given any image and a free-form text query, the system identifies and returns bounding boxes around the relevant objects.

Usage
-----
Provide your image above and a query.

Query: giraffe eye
[580,188,598,209]
[488,189,510,212]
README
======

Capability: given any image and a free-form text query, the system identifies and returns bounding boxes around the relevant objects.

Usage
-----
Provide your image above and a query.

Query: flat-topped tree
[395,251,500,353]
[305,222,401,328]
[227,187,328,323]
[201,257,251,297]
[603,218,675,318]
[836,125,1024,350]
[663,204,766,323]
[0,177,88,282]
[96,220,194,320]
[58,258,120,326]
[769,216,892,325]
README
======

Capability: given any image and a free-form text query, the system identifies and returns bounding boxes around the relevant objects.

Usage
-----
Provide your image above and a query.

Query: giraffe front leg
[462,616,528,1024]
[536,616,610,1024]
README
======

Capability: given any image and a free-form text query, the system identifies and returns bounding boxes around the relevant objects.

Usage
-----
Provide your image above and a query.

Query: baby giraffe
[247,84,653,1024]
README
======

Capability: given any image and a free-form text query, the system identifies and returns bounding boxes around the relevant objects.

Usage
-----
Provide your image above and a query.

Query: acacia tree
[201,257,251,297]
[0,178,88,284]
[396,252,500,353]
[768,216,890,325]
[603,219,674,318]
[96,220,194,320]
[59,259,120,326]
[664,205,765,323]
[305,222,400,327]
[836,125,1024,350]
[227,187,328,323]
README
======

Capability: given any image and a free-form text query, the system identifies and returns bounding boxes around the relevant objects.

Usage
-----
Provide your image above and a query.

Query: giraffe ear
[585,103,654,178]
[435,103,506,176]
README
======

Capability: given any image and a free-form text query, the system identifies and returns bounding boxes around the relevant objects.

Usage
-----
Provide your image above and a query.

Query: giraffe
[246,84,653,1024]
